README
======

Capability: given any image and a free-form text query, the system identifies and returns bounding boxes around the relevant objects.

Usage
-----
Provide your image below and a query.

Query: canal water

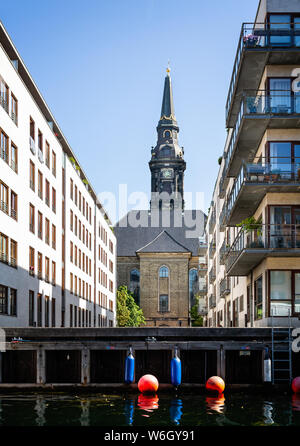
[0,392,300,426]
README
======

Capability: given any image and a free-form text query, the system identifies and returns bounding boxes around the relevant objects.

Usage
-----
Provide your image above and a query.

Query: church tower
[149,68,186,210]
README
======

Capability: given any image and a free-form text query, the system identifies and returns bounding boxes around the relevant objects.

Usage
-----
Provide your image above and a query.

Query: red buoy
[138,374,159,394]
[206,376,225,394]
[292,377,300,394]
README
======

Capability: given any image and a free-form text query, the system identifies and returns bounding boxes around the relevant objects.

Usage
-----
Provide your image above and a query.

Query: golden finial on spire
[166,60,171,74]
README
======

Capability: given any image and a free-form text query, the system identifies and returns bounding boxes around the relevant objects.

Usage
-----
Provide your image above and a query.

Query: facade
[115,70,205,327]
[205,0,300,328]
[0,22,116,327]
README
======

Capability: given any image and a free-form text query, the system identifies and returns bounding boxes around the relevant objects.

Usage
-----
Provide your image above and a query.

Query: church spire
[158,66,178,130]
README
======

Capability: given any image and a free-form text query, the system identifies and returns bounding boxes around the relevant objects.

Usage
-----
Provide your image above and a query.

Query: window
[45,296,49,327]
[10,191,17,220]
[45,257,50,282]
[0,233,8,263]
[45,180,50,206]
[75,185,77,205]
[52,261,56,285]
[0,77,9,112]
[45,218,50,245]
[51,298,56,327]
[29,204,35,233]
[52,151,56,177]
[254,276,263,320]
[29,247,35,275]
[70,178,73,199]
[30,117,35,141]
[0,130,8,163]
[10,288,17,316]
[37,252,43,279]
[70,210,73,231]
[10,143,17,172]
[38,129,43,152]
[52,224,56,249]
[30,161,35,191]
[70,304,73,327]
[38,171,43,199]
[0,181,8,213]
[159,294,169,313]
[0,285,8,314]
[270,270,292,316]
[45,141,50,168]
[189,268,198,306]
[37,294,42,327]
[75,215,77,236]
[79,191,81,211]
[70,273,73,294]
[10,239,17,267]
[38,212,43,239]
[70,241,73,262]
[29,290,34,326]
[159,266,169,278]
[52,187,56,213]
[129,269,140,305]
[10,93,18,125]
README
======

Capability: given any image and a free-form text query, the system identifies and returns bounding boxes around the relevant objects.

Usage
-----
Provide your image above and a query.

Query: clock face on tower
[161,168,173,179]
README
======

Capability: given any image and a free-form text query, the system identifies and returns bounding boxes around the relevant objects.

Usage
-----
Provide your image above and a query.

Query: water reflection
[80,400,90,426]
[292,394,300,412]
[169,398,183,425]
[137,394,159,417]
[263,402,274,425]
[124,398,135,425]
[34,395,46,426]
[206,395,225,414]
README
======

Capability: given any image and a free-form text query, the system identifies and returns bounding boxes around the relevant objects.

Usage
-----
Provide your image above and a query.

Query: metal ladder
[271,310,292,385]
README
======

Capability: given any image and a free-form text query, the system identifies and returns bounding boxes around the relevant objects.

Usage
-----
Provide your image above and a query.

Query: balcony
[219,240,229,265]
[224,91,300,179]
[209,294,216,310]
[225,224,300,276]
[226,159,300,225]
[209,267,216,284]
[219,203,227,231]
[220,276,231,298]
[226,22,300,128]
[209,241,216,259]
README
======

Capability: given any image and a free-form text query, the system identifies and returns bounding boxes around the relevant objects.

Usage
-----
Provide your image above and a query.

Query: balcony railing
[209,267,216,284]
[0,95,8,113]
[38,148,44,163]
[219,203,227,231]
[220,276,231,298]
[224,91,300,180]
[208,210,216,234]
[0,252,8,263]
[209,294,216,309]
[226,22,300,124]
[227,158,300,220]
[219,240,229,265]
[226,224,300,272]
[1,148,8,163]
[29,136,36,155]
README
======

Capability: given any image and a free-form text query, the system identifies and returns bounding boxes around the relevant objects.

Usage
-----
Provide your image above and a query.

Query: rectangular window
[254,276,263,320]
[10,190,17,220]
[79,191,81,211]
[70,178,73,199]
[52,224,56,249]
[0,181,8,214]
[52,151,56,177]
[0,284,8,314]
[29,204,35,233]
[37,252,43,279]
[38,211,43,239]
[10,239,17,267]
[70,272,73,294]
[159,294,168,313]
[38,171,43,199]
[45,141,50,168]
[45,296,49,327]
[37,294,42,327]
[29,290,34,326]
[30,161,35,191]
[52,261,56,285]
[51,298,56,327]
[30,117,35,140]
[0,233,8,263]
[70,304,73,327]
[75,216,77,236]
[10,142,17,172]
[45,257,50,282]
[270,270,292,316]
[45,180,50,206]
[75,185,77,205]
[45,218,50,244]
[38,129,43,152]
[10,288,17,316]
[70,209,73,231]
[29,247,35,275]
[11,93,18,125]
[75,246,77,265]
[70,241,73,262]
[52,187,56,213]
[0,77,9,112]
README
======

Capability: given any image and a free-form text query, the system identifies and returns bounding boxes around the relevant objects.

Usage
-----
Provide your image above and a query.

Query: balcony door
[268,78,292,113]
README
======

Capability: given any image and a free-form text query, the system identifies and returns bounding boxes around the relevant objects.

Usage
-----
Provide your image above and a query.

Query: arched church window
[189,268,198,306]
[129,269,140,305]
[159,266,169,278]
[164,130,171,139]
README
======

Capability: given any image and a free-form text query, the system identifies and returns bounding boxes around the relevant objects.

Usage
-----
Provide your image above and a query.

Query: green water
[0,393,299,426]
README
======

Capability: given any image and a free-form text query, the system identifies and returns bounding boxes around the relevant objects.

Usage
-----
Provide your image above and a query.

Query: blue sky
[1,0,258,221]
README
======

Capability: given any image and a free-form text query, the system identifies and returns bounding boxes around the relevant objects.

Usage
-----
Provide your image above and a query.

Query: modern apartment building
[206,0,300,328]
[0,22,116,327]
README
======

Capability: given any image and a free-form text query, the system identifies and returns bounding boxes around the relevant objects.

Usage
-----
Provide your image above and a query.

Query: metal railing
[1,148,8,163]
[219,203,227,230]
[226,22,300,122]
[38,148,44,163]
[29,136,36,155]
[1,201,8,213]
[226,224,300,271]
[11,112,17,126]
[10,208,17,220]
[209,267,216,284]
[227,158,300,218]
[0,95,8,112]
[220,276,231,298]
[219,240,229,265]
[0,252,8,263]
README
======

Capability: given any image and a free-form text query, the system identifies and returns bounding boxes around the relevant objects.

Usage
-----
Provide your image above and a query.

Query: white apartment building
[206,0,300,328]
[0,21,116,327]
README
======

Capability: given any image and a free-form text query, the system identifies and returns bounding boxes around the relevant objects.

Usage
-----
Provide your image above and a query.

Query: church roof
[114,209,205,257]
[136,230,190,254]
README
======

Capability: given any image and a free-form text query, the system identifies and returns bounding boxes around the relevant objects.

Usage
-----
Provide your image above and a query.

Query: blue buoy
[171,347,181,387]
[124,347,135,384]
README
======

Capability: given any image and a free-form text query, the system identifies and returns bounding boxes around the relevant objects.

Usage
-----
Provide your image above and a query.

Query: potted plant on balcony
[243,34,259,47]
[237,216,263,238]
[270,168,281,182]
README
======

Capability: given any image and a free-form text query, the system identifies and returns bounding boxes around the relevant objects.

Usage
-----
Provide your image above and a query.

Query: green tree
[116,285,145,327]
[190,297,203,327]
